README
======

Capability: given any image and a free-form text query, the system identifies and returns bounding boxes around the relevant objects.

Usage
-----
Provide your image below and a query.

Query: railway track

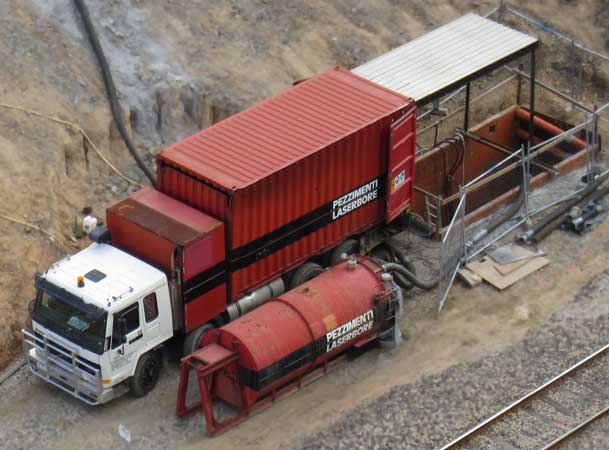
[439,343,609,450]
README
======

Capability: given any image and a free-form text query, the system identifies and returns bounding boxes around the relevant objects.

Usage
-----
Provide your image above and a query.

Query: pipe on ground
[521,172,609,243]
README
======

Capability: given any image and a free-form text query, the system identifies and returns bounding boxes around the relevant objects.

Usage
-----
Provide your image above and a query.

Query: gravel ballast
[287,270,609,450]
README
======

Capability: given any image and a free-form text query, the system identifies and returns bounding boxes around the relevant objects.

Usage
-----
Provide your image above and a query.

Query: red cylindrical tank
[176,255,402,434]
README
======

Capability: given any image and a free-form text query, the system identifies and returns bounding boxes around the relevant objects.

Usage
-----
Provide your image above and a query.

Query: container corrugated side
[229,110,406,297]
[157,164,230,223]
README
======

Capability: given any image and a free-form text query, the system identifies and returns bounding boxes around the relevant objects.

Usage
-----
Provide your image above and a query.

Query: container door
[386,108,416,223]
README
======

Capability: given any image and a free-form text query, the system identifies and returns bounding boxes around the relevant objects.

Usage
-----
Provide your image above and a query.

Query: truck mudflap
[22,329,104,405]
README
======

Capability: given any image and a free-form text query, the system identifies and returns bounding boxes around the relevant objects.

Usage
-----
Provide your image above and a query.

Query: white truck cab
[22,243,173,404]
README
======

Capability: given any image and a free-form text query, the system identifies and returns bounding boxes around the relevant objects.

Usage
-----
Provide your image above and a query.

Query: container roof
[108,188,222,246]
[352,13,538,104]
[158,67,411,192]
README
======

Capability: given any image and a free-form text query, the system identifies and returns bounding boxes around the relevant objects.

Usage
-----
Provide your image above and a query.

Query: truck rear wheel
[289,262,323,289]
[183,323,215,356]
[129,351,161,397]
[330,239,359,266]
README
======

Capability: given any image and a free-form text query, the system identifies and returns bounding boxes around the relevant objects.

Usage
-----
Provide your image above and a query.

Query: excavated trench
[413,105,589,230]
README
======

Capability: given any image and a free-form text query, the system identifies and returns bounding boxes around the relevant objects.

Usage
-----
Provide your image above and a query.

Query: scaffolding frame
[430,3,609,309]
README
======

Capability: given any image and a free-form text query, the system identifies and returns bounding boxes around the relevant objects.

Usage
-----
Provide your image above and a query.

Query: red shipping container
[157,67,415,300]
[106,188,226,332]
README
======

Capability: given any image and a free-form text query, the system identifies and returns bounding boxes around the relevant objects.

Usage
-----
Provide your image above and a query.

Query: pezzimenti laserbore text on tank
[326,309,375,351]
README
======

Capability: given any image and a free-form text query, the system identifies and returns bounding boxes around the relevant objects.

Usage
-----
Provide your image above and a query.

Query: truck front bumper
[21,329,114,405]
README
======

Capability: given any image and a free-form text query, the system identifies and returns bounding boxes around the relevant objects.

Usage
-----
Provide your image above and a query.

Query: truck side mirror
[28,299,36,315]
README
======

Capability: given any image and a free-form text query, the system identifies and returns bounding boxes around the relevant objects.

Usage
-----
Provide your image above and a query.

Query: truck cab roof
[41,243,166,313]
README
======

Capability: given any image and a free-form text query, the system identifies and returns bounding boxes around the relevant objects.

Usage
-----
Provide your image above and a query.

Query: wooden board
[467,256,550,290]
[458,267,483,287]
[494,259,529,276]
[487,243,544,265]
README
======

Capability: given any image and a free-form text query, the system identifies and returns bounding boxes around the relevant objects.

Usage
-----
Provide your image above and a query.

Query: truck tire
[129,351,161,397]
[330,239,359,266]
[183,323,215,356]
[289,262,323,289]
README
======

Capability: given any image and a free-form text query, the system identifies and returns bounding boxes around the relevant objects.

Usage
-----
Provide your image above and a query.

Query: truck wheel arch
[129,351,162,397]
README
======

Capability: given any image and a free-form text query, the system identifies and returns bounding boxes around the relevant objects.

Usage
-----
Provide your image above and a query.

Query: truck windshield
[32,289,108,355]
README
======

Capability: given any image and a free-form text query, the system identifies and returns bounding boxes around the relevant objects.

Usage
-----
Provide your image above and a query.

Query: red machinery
[107,66,414,349]
[157,67,415,310]
[175,255,402,435]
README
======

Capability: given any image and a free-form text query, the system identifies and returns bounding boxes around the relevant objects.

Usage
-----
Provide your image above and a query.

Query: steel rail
[441,152,523,205]
[438,342,609,449]
[540,404,609,450]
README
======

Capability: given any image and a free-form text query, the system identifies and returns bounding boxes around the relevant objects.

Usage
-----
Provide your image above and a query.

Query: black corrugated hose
[382,262,438,291]
[73,0,156,186]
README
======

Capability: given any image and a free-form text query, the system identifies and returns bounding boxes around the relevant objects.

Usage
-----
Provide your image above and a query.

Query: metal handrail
[465,148,523,189]
[505,6,609,62]
[417,75,516,137]
[440,119,592,206]
[529,120,591,153]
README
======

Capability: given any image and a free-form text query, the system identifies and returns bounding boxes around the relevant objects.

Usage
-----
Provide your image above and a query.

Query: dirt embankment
[1,0,608,371]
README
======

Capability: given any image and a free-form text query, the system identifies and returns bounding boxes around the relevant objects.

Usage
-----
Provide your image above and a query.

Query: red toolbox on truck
[157,66,416,300]
[107,188,226,332]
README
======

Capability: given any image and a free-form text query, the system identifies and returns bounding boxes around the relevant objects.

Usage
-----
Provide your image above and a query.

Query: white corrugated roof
[353,13,538,104]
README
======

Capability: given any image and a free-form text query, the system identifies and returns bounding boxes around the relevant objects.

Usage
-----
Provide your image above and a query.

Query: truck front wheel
[129,351,162,397]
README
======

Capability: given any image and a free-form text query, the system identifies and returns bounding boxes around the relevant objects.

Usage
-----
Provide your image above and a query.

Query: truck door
[109,302,143,380]
[386,108,416,223]
[142,292,161,346]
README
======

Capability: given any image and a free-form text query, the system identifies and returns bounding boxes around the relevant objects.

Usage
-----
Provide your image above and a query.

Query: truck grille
[33,330,101,376]
[22,329,103,405]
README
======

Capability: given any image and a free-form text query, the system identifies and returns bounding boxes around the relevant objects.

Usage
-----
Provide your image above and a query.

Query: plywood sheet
[494,259,529,276]
[487,243,544,265]
[467,256,549,290]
